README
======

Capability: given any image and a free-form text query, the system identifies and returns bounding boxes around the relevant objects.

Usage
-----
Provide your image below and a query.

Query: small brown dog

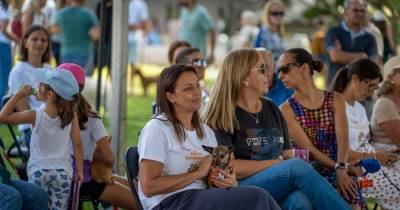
[90,145,114,185]
[202,145,234,188]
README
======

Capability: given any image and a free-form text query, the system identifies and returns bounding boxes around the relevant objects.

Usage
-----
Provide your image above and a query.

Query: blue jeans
[0,42,12,107]
[239,159,351,210]
[0,179,48,210]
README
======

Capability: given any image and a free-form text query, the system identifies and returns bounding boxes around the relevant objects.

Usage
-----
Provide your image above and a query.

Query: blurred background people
[178,0,216,64]
[254,0,286,62]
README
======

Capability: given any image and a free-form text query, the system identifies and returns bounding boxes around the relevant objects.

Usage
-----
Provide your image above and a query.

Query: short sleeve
[373,98,400,124]
[138,122,168,164]
[8,69,24,94]
[214,129,234,146]
[325,27,337,52]
[199,8,214,31]
[90,118,108,143]
[88,9,98,27]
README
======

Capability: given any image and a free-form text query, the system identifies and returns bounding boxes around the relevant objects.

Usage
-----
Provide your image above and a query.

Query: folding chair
[125,146,144,210]
[69,181,100,210]
[1,95,28,163]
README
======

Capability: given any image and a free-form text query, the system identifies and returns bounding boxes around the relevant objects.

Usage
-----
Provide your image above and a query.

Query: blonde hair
[203,48,259,133]
[377,67,400,97]
[261,0,285,37]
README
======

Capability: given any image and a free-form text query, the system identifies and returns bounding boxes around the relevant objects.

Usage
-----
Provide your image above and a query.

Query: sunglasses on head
[192,59,208,68]
[270,11,285,16]
[276,63,301,74]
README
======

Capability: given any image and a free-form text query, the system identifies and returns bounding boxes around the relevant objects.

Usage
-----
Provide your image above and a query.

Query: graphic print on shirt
[243,128,284,160]
[186,150,203,173]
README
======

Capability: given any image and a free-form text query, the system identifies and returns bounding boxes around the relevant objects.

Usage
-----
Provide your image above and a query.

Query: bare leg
[98,176,138,210]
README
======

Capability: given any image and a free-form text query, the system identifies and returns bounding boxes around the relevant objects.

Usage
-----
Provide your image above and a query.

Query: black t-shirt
[215,98,292,160]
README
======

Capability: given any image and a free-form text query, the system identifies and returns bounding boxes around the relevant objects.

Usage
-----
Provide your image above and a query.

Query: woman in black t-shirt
[204,48,350,210]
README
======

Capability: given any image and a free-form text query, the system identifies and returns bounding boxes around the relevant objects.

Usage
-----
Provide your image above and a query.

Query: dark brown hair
[44,84,77,129]
[285,48,323,75]
[155,64,204,142]
[20,25,51,64]
[76,93,100,130]
[331,58,382,93]
[377,67,400,97]
[167,40,191,64]
[175,47,200,65]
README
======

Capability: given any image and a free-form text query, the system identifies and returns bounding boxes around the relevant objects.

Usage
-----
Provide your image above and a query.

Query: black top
[215,98,292,160]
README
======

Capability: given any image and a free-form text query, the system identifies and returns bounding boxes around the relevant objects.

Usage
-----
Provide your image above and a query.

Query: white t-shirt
[28,105,73,178]
[8,62,52,131]
[128,0,149,42]
[0,3,11,43]
[138,114,218,210]
[72,116,108,161]
[345,101,374,152]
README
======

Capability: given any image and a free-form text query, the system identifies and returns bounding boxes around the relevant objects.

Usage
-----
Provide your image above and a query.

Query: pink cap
[57,63,85,86]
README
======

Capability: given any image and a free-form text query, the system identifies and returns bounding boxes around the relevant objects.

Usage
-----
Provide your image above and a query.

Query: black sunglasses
[276,63,301,74]
[192,59,208,68]
[270,11,285,16]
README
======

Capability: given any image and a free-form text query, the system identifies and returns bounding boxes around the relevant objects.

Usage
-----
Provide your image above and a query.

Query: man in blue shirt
[325,0,380,86]
[178,0,216,64]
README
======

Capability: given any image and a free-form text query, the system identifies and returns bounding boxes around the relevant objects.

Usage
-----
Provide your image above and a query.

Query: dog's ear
[202,145,214,154]
[227,145,234,153]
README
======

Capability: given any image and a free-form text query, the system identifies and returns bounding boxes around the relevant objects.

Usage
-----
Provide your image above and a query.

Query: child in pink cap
[57,63,137,209]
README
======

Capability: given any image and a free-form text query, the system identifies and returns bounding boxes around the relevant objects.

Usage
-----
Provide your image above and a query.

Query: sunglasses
[276,63,301,74]
[270,11,285,16]
[352,8,365,13]
[250,64,268,75]
[192,59,208,68]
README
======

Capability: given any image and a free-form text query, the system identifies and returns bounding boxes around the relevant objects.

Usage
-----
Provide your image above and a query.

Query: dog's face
[202,145,233,169]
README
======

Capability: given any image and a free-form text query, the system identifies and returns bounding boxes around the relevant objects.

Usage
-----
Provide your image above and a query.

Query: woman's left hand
[210,168,237,188]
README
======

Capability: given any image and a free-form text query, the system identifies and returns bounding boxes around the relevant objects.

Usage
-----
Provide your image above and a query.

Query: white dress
[346,102,400,210]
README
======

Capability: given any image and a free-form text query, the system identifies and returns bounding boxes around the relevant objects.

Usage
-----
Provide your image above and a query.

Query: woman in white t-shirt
[138,65,280,210]
[60,63,137,210]
[8,25,52,148]
[331,58,400,209]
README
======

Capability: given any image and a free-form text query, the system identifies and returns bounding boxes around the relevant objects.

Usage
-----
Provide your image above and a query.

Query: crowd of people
[0,0,399,210]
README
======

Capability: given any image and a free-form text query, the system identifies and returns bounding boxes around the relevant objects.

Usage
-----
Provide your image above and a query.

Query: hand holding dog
[196,155,213,178]
[210,153,237,188]
[210,167,237,188]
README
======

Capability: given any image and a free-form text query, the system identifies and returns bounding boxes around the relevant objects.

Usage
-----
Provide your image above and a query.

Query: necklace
[246,111,259,124]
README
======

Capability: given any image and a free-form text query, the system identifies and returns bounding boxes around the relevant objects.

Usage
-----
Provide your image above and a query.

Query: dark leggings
[153,186,281,210]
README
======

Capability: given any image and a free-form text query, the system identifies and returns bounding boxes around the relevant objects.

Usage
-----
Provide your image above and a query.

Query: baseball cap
[35,69,79,101]
[57,63,85,86]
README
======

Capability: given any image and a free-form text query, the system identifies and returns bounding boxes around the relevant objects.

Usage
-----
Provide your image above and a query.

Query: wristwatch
[334,162,349,171]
